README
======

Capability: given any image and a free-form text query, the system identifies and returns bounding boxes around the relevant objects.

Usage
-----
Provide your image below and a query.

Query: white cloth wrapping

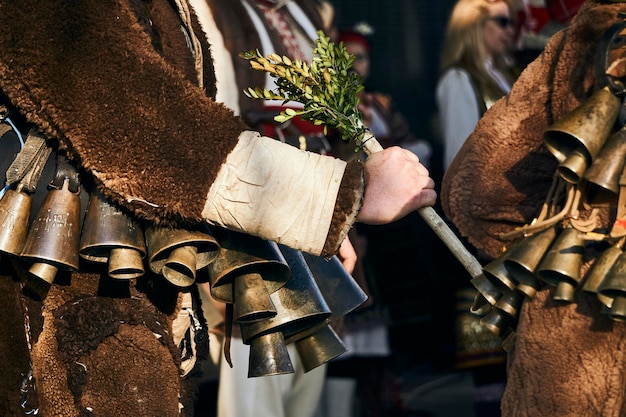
[202,130,350,255]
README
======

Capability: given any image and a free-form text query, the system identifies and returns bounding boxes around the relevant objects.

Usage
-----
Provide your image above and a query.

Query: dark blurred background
[334,0,452,168]
[330,0,551,370]
[332,0,462,371]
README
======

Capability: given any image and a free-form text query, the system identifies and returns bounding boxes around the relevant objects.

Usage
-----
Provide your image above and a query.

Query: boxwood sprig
[240,30,369,150]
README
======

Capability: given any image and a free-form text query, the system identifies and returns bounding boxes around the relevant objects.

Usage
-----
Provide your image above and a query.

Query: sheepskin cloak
[0,0,229,417]
[0,0,248,226]
[0,0,365,413]
[442,1,626,416]
[0,1,242,416]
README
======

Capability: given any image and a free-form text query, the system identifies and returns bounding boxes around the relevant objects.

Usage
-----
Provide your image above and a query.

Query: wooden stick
[361,132,483,279]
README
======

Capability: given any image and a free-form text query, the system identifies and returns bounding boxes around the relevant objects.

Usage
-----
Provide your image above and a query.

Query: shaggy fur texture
[0,267,40,416]
[29,266,191,417]
[442,1,626,416]
[0,147,202,417]
[0,0,245,227]
[0,0,357,252]
[0,1,363,415]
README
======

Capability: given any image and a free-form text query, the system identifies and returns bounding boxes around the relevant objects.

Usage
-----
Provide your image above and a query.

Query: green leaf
[240,30,369,151]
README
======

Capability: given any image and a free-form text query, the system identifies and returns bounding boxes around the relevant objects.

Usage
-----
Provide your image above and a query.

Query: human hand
[338,235,357,274]
[357,146,436,225]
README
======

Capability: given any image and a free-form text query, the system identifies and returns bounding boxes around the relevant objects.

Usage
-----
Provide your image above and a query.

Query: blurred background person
[436,0,518,172]
[434,1,518,416]
[191,0,337,155]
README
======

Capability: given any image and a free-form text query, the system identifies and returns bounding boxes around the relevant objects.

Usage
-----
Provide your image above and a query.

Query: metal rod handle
[361,132,483,279]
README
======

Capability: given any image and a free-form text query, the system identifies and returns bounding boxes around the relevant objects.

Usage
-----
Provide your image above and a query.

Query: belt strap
[5,128,53,193]
[50,152,81,193]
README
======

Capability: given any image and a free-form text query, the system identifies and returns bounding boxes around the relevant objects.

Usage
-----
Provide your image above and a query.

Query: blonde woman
[436,0,517,171]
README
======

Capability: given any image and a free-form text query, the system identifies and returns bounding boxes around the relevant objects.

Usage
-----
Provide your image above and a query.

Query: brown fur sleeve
[441,1,624,258]
[322,159,364,257]
[0,0,366,253]
[0,0,248,227]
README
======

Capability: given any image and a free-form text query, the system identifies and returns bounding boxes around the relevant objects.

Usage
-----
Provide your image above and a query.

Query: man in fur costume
[0,1,436,416]
[442,1,626,416]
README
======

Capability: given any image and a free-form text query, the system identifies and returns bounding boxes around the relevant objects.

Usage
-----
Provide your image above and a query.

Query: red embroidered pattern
[257,4,306,62]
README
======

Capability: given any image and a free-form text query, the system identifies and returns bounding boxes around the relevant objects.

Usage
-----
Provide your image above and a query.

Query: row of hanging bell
[477,221,626,340]
[1,131,369,376]
[0,128,53,264]
[19,152,83,288]
[536,21,626,321]
[4,180,221,290]
[471,19,626,341]
[0,129,221,294]
[205,229,367,377]
[82,191,221,288]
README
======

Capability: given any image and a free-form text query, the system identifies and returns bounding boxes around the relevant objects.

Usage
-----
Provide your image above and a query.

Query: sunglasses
[488,16,514,29]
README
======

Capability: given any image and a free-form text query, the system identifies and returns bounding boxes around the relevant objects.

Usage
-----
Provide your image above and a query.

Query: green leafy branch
[240,30,370,150]
[241,30,484,281]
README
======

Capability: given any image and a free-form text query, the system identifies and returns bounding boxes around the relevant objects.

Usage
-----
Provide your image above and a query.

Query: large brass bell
[470,273,505,306]
[557,149,588,184]
[299,249,368,317]
[207,230,290,323]
[543,86,621,182]
[582,243,622,308]
[232,271,278,323]
[246,331,295,377]
[1,128,51,257]
[493,290,523,319]
[608,296,626,322]
[0,188,32,256]
[535,227,585,302]
[504,226,558,298]
[145,225,219,288]
[80,190,146,279]
[597,250,626,322]
[289,321,347,372]
[584,128,626,206]
[280,247,360,370]
[479,309,514,338]
[238,245,332,346]
[470,292,492,316]
[482,245,518,292]
[20,178,81,284]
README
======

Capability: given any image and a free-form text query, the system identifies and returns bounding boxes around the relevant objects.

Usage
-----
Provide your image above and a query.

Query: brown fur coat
[0,0,356,416]
[0,0,246,226]
[442,1,626,416]
[0,2,228,415]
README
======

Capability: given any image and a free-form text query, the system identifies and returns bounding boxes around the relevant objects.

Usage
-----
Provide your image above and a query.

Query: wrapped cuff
[201,131,362,255]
